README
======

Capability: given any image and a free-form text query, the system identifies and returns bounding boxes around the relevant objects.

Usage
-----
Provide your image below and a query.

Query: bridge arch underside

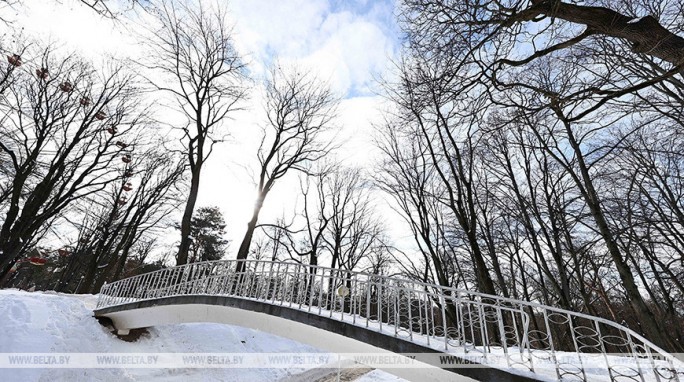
[94,295,537,382]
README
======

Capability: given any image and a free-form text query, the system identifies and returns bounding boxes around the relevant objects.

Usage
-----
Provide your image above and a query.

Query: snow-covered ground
[0,290,405,381]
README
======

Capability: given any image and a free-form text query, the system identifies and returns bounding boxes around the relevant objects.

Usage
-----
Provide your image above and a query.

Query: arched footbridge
[94,259,683,382]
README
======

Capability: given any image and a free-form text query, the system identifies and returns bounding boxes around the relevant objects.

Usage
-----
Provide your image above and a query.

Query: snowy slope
[0,290,404,382]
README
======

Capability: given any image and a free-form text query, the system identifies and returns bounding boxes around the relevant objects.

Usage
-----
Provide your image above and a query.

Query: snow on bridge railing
[97,259,683,382]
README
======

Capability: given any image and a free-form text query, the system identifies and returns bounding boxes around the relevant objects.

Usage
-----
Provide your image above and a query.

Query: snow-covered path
[0,290,404,381]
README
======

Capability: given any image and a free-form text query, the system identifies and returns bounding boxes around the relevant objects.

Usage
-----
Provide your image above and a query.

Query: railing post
[267,261,275,301]
[317,269,325,316]
[365,278,371,328]
[387,282,392,331]
[297,263,305,309]
[457,292,466,349]
[624,330,647,382]
[307,265,316,313]
[288,263,296,308]
[274,262,283,304]
[439,292,448,351]
[478,304,488,356]
[407,290,413,341]
[352,274,358,325]
[425,290,433,346]
[496,305,510,368]
[595,321,615,382]
[416,290,423,337]
[542,309,561,381]
[331,268,338,318]
[378,279,383,333]
[393,286,398,337]
[243,262,254,297]
[566,312,586,380]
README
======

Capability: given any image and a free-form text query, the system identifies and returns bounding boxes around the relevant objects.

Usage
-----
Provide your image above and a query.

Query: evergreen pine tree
[188,207,229,263]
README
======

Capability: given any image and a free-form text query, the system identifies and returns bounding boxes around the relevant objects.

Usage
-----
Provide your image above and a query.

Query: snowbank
[0,290,403,381]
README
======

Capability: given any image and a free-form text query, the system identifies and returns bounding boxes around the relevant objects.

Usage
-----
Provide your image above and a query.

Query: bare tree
[234,65,338,268]
[2,0,144,19]
[293,171,332,268]
[90,149,184,291]
[0,46,147,283]
[381,56,503,296]
[253,174,331,269]
[606,125,684,344]
[499,55,676,350]
[249,226,287,262]
[51,146,184,293]
[393,0,684,351]
[375,120,470,290]
[323,167,384,273]
[77,0,143,18]
[254,165,386,309]
[143,0,247,265]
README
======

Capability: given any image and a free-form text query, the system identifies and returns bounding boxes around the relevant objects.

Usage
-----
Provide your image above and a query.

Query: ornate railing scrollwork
[97,259,683,382]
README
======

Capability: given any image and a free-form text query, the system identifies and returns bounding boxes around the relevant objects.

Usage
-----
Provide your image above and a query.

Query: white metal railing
[96,259,683,382]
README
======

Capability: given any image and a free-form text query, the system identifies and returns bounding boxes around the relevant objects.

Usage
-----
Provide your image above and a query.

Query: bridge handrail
[97,259,683,382]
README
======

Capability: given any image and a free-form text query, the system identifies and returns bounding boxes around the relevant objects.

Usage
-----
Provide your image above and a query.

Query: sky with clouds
[229,0,398,97]
[2,0,408,255]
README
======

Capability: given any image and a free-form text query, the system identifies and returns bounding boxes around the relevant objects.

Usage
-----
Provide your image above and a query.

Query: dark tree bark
[522,1,684,66]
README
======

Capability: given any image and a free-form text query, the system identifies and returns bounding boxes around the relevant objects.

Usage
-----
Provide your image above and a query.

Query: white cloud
[301,17,393,95]
[229,0,398,97]
[229,0,330,70]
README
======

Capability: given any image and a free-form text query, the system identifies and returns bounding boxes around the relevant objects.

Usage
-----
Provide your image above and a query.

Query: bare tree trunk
[235,192,266,270]
[556,115,670,349]
[523,1,684,66]
[177,165,202,265]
